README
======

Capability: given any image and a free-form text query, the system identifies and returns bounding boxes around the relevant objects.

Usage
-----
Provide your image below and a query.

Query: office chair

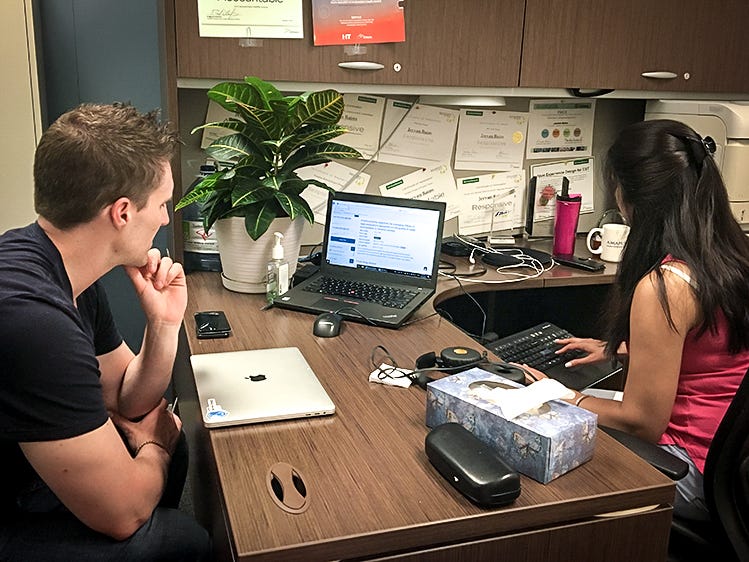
[601,367,749,562]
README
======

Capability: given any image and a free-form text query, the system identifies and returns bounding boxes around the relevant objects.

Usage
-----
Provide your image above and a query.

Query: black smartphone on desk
[553,255,605,272]
[195,311,232,339]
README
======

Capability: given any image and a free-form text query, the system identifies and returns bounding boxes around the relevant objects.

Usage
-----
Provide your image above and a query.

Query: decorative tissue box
[425,368,597,484]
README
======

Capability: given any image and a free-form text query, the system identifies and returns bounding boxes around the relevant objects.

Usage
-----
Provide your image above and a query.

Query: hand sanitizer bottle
[266,232,289,303]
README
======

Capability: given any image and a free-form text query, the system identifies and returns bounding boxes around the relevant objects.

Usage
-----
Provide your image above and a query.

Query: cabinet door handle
[337,61,385,70]
[641,71,678,79]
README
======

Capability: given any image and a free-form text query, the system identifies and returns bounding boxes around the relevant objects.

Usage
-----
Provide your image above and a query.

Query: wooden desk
[174,263,674,562]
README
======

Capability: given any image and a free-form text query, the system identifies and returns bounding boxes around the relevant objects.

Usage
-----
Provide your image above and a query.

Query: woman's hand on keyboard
[554,337,608,368]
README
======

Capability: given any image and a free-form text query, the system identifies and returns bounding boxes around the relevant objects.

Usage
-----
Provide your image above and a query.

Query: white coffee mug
[586,223,630,262]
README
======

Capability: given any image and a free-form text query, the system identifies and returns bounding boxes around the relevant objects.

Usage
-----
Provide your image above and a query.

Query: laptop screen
[325,197,442,280]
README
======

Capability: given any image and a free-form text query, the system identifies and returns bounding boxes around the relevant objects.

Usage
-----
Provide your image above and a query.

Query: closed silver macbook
[190,347,335,428]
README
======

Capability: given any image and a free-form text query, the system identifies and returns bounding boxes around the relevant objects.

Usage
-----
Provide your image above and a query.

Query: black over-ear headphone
[412,347,528,389]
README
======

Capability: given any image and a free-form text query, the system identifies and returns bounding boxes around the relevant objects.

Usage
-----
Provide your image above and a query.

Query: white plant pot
[215,216,304,293]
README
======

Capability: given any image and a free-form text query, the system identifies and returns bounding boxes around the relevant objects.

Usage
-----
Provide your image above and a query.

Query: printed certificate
[337,94,386,160]
[526,99,595,159]
[378,104,460,168]
[197,0,303,39]
[457,171,526,236]
[311,0,405,46]
[379,163,460,221]
[454,110,528,171]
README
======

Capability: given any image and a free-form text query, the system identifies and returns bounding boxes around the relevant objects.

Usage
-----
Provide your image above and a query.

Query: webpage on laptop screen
[326,200,439,279]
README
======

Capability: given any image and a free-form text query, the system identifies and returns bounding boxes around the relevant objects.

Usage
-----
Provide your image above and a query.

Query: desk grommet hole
[266,462,311,514]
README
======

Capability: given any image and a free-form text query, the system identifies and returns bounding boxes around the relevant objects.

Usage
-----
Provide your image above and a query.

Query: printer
[645,100,749,226]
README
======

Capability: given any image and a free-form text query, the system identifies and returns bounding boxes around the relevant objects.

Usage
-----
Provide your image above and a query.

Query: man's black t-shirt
[0,223,123,518]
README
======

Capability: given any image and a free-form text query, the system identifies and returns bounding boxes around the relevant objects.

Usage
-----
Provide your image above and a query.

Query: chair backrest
[704,367,749,560]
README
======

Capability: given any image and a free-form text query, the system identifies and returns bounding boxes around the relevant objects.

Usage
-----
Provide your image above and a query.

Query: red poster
[312,0,405,46]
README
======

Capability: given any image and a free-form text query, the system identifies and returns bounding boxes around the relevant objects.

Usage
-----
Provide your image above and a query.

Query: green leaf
[243,76,283,106]
[244,201,279,240]
[231,185,276,207]
[202,191,233,232]
[293,90,345,128]
[233,159,269,178]
[234,104,280,141]
[276,176,309,196]
[205,134,256,162]
[281,142,362,172]
[174,172,225,210]
[190,118,249,136]
[317,141,363,159]
[304,179,336,193]
[268,98,291,131]
[275,192,314,223]
[175,189,206,211]
[279,125,348,159]
[206,82,263,113]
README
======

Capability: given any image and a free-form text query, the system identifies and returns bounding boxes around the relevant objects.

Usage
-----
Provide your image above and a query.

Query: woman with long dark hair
[533,119,749,521]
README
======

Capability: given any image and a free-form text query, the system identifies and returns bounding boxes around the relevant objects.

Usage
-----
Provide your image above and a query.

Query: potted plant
[175,76,361,293]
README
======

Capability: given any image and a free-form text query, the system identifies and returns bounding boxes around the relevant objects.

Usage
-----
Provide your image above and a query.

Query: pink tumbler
[552,193,582,256]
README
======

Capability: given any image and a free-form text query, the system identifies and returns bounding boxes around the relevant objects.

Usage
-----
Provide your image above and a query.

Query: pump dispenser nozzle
[272,232,284,259]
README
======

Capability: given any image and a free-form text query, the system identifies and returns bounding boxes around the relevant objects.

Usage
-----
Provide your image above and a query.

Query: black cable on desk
[436,274,488,342]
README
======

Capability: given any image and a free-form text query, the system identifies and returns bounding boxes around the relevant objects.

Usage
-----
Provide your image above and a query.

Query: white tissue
[368,363,413,388]
[471,378,575,419]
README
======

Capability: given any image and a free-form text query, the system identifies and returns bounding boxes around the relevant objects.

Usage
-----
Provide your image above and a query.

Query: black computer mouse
[479,362,529,385]
[313,312,343,338]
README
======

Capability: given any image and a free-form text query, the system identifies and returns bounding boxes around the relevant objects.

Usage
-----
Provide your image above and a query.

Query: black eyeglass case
[425,422,521,508]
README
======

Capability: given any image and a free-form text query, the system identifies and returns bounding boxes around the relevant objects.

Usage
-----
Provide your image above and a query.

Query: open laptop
[274,191,446,328]
[189,347,335,428]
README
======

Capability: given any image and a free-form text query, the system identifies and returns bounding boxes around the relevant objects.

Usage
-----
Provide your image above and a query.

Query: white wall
[0,0,42,232]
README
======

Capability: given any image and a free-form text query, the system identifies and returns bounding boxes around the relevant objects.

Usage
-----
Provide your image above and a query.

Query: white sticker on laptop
[205,398,229,420]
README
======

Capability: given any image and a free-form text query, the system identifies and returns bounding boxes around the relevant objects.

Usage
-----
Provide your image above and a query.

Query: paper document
[311,0,405,46]
[530,159,595,221]
[378,104,460,168]
[380,99,413,145]
[457,171,526,236]
[379,163,460,221]
[197,0,304,39]
[526,99,595,159]
[455,110,528,171]
[337,94,386,160]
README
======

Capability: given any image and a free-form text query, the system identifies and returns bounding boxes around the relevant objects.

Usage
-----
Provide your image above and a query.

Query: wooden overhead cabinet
[174,0,525,87]
[520,0,749,94]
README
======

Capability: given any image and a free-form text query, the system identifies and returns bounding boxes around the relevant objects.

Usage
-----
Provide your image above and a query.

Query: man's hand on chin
[124,249,187,325]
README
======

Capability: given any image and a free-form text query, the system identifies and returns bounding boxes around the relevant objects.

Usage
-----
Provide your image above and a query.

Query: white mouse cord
[448,258,555,284]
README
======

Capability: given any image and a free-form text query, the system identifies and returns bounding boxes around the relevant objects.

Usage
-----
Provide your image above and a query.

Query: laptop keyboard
[303,277,418,309]
[486,322,588,371]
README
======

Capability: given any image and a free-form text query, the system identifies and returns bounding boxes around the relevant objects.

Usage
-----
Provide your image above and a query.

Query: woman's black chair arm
[600,425,690,480]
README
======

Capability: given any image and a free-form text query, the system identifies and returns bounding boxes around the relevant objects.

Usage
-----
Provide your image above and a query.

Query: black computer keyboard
[486,322,588,372]
[303,277,418,309]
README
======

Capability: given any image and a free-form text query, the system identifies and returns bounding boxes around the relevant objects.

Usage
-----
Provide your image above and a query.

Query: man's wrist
[134,440,170,457]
